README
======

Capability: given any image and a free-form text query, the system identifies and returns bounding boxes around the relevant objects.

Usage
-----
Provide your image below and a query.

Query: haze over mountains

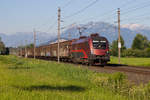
[0,21,150,48]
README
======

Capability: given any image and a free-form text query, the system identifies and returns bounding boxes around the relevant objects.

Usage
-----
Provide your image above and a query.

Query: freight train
[20,33,110,65]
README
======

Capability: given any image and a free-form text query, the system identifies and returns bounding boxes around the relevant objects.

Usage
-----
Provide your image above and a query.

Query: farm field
[0,55,150,100]
[110,56,150,67]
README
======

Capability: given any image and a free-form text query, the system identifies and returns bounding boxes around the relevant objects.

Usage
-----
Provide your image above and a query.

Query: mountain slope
[0,21,150,48]
[61,22,150,48]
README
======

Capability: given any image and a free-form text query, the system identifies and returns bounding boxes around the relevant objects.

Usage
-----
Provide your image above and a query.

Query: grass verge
[109,56,150,67]
[0,55,150,100]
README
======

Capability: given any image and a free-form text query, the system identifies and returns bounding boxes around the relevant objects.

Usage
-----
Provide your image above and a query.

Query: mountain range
[0,21,150,48]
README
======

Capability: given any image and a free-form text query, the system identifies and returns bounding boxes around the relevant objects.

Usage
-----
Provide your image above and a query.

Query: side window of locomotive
[93,40,106,49]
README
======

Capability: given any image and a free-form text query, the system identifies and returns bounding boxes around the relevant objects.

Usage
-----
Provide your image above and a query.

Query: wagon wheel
[89,59,94,66]
[100,61,107,67]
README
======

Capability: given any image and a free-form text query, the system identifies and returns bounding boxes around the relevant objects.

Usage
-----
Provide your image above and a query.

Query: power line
[62,0,136,31]
[99,1,150,25]
[121,1,150,15]
[68,0,135,25]
[35,0,73,33]
[97,0,134,18]
[44,20,57,33]
[61,0,73,9]
[119,0,136,8]
[121,11,150,22]
[33,15,56,32]
[85,0,137,22]
[64,0,99,19]
[94,0,150,23]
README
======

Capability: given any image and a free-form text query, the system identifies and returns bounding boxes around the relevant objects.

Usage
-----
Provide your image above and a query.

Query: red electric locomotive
[71,33,110,65]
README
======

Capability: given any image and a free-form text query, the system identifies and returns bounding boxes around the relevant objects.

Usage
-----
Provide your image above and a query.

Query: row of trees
[111,34,150,57]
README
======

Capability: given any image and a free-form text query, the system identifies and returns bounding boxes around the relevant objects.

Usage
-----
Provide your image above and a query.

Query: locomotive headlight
[91,49,94,54]
[106,51,109,54]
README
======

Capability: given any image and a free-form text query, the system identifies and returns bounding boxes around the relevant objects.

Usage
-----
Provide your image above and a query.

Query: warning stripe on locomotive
[71,49,88,58]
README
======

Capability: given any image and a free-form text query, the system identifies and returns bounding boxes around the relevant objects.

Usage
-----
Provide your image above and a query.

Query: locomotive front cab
[89,34,110,64]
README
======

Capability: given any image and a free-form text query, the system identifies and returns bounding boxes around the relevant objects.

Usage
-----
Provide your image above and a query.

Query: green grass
[0,55,150,100]
[109,56,150,67]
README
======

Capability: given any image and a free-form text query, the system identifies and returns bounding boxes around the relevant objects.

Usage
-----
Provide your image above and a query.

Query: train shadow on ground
[7,66,32,69]
[14,85,86,92]
[106,64,128,67]
[93,64,127,67]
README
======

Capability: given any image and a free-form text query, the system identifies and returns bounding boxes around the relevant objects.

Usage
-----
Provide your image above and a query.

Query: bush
[121,48,150,57]
[145,48,150,57]
[92,72,128,94]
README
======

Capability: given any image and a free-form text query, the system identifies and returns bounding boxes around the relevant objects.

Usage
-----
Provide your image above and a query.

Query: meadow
[110,56,150,67]
[0,55,150,100]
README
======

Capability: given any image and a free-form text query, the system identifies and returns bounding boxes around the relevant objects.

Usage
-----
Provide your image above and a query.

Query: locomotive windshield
[93,40,106,49]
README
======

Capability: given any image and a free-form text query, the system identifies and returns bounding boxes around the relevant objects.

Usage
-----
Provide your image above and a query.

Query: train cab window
[93,40,106,49]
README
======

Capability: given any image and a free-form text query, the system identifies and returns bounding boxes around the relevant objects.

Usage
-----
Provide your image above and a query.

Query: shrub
[122,48,150,57]
[145,48,150,57]
[91,72,128,94]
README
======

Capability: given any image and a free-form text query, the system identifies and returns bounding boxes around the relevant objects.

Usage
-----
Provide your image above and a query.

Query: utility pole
[20,42,23,57]
[77,27,87,37]
[25,40,27,58]
[68,33,71,40]
[77,27,82,36]
[117,8,121,64]
[57,7,61,63]
[33,29,36,59]
[20,46,22,57]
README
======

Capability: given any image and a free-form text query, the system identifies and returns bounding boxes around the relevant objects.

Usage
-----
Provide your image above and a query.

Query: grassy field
[110,56,150,67]
[0,55,150,100]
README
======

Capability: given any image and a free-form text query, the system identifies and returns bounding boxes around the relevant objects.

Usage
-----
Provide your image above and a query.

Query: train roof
[72,33,108,44]
[36,33,108,47]
[37,38,69,47]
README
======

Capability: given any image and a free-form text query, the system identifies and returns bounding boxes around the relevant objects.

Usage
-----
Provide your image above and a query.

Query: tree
[132,34,149,50]
[26,43,34,48]
[111,36,126,56]
[0,37,6,54]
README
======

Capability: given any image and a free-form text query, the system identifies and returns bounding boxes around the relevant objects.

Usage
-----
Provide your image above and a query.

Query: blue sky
[0,0,150,34]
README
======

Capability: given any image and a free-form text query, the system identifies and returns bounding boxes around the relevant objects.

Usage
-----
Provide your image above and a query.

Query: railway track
[85,64,150,84]
[92,64,150,75]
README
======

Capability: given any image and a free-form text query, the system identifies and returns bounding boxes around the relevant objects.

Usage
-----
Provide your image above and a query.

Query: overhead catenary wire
[38,0,74,33]
[96,0,136,19]
[97,0,149,22]
[69,0,137,26]
[64,0,99,19]
[41,0,150,39]
[44,20,57,33]
[121,2,150,15]
[62,0,138,30]
[61,0,73,9]
[121,11,150,22]
[93,0,150,24]
[41,0,73,33]
[104,1,150,24]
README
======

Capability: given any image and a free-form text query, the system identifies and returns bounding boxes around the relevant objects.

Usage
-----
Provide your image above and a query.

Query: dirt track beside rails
[85,64,150,85]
